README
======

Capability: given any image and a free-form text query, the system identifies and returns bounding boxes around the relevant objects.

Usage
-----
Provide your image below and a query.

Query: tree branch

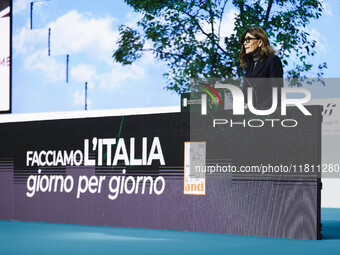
[208,0,217,72]
[218,0,228,39]
[141,48,187,60]
[180,9,228,56]
[264,0,274,29]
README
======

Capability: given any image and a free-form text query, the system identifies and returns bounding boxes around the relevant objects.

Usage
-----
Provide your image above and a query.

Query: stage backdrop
[0,108,322,239]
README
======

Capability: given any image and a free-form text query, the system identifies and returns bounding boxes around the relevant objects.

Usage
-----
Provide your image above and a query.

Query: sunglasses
[241,37,259,44]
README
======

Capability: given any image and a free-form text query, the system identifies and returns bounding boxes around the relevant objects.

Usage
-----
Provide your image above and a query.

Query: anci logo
[198,83,312,128]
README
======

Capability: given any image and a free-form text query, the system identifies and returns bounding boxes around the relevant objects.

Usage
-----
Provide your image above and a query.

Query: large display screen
[0,1,10,113]
[11,0,178,113]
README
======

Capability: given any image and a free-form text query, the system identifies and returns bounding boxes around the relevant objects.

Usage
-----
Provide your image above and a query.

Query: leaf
[112,0,326,92]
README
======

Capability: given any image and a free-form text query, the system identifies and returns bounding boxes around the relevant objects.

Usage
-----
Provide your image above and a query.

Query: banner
[0,110,322,239]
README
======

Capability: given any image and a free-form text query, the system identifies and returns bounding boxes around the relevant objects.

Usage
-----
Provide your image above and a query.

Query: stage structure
[0,105,322,240]
[0,0,11,113]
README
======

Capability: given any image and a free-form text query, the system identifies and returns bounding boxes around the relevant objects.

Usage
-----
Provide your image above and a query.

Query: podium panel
[0,107,322,239]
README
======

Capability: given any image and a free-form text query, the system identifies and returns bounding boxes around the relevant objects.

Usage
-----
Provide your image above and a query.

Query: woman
[239,27,283,108]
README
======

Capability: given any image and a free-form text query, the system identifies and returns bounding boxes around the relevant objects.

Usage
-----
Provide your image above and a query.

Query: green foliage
[113,0,327,93]
[114,25,145,65]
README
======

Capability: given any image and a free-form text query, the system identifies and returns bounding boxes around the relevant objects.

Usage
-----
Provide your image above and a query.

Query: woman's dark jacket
[243,54,283,108]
